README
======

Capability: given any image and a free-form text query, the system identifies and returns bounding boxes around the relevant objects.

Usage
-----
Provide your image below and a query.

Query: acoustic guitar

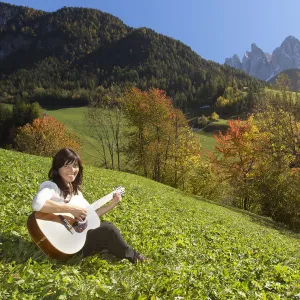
[27,186,125,260]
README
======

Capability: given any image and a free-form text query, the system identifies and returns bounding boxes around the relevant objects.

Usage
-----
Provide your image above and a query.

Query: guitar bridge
[58,215,74,234]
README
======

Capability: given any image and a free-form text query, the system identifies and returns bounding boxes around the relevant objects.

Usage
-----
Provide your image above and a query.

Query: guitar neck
[89,191,115,211]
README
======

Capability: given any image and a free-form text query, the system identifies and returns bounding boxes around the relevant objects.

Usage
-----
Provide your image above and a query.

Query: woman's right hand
[68,205,87,221]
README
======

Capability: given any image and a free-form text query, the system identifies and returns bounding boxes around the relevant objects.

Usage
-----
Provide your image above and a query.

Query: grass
[47,106,231,162]
[194,119,229,153]
[1,148,300,299]
[46,107,101,166]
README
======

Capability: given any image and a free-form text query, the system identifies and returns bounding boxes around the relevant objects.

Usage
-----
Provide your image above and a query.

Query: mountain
[0,2,264,111]
[225,35,300,81]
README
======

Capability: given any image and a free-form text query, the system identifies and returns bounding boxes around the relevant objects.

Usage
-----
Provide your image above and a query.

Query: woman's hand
[95,192,122,217]
[111,192,122,205]
[68,205,87,221]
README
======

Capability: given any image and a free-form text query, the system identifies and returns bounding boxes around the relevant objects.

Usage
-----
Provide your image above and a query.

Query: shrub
[15,115,81,157]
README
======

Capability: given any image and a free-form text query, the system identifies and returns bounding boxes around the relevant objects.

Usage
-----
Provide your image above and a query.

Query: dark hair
[48,148,83,199]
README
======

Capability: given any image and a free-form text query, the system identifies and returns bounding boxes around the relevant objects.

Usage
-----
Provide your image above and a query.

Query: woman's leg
[82,222,139,262]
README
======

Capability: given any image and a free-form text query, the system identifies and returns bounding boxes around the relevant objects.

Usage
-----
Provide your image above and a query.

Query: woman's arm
[39,200,87,219]
[95,192,121,217]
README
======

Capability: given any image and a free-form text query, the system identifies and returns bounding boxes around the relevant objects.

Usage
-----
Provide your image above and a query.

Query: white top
[32,180,90,211]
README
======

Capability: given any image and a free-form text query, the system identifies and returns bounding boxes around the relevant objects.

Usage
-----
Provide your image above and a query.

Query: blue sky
[3,0,300,64]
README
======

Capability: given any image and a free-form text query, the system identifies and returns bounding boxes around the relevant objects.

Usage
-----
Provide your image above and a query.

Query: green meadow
[47,106,228,164]
[46,107,100,166]
[1,149,300,299]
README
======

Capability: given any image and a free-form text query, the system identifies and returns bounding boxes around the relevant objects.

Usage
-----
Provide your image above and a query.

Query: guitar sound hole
[73,220,88,233]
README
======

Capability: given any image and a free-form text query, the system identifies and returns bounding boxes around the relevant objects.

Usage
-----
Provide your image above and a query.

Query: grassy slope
[46,107,101,166]
[196,119,229,153]
[47,106,229,163]
[0,149,300,299]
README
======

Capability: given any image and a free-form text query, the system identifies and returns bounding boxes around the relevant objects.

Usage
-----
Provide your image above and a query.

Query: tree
[122,88,175,180]
[197,115,208,128]
[121,87,202,189]
[275,73,291,91]
[211,91,300,229]
[250,94,300,227]
[12,100,42,127]
[211,117,261,210]
[209,111,219,122]
[15,116,81,157]
[85,85,124,169]
[0,104,12,146]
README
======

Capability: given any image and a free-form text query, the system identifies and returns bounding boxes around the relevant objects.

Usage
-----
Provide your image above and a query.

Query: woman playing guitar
[31,148,149,263]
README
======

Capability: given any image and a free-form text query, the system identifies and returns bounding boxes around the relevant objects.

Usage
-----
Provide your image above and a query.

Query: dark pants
[81,222,138,263]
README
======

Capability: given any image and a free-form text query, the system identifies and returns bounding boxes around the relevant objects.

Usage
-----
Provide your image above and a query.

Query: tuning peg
[113,186,125,197]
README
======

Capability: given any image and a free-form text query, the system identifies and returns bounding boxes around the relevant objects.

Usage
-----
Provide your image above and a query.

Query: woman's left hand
[111,192,122,205]
[96,192,122,217]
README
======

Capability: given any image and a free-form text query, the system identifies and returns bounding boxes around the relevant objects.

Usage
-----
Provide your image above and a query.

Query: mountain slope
[1,148,299,298]
[0,2,264,110]
[268,68,300,91]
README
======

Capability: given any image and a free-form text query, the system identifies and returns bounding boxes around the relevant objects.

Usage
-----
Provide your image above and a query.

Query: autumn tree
[212,90,300,229]
[251,94,300,227]
[121,87,202,189]
[15,116,81,157]
[275,73,292,91]
[122,88,174,179]
[163,109,202,189]
[209,111,219,122]
[211,117,261,210]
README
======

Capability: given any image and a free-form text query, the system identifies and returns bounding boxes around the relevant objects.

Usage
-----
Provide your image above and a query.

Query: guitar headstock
[113,186,125,197]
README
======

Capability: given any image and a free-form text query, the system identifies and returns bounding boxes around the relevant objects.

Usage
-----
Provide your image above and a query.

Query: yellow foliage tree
[121,87,202,189]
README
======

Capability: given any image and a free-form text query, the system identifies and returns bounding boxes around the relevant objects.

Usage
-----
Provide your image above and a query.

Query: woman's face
[58,161,79,184]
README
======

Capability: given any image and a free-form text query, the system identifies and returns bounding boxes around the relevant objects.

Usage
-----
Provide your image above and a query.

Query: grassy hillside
[47,106,132,168]
[1,149,300,299]
[47,106,227,164]
[46,107,99,165]
[195,119,230,153]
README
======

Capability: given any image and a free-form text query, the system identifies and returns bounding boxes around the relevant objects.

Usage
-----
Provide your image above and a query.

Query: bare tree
[84,86,124,170]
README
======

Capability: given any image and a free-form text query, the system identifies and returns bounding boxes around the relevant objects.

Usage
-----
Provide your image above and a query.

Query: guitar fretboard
[89,191,115,211]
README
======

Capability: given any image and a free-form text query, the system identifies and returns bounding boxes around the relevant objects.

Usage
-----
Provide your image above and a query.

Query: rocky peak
[265,53,272,62]
[251,43,262,53]
[225,35,300,81]
[271,36,300,73]
[224,54,242,70]
[240,43,271,80]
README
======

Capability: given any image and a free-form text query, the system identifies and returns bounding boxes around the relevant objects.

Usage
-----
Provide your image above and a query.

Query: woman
[32,148,148,263]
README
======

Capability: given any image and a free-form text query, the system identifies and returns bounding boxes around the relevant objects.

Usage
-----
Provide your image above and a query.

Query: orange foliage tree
[211,107,300,229]
[211,117,262,210]
[15,115,81,157]
[122,87,201,189]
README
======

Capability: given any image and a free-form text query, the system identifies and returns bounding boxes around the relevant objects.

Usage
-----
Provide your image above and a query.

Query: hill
[0,2,265,113]
[1,148,300,298]
[268,68,300,91]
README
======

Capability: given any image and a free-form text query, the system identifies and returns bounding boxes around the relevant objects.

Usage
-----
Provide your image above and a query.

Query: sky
[2,0,300,64]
